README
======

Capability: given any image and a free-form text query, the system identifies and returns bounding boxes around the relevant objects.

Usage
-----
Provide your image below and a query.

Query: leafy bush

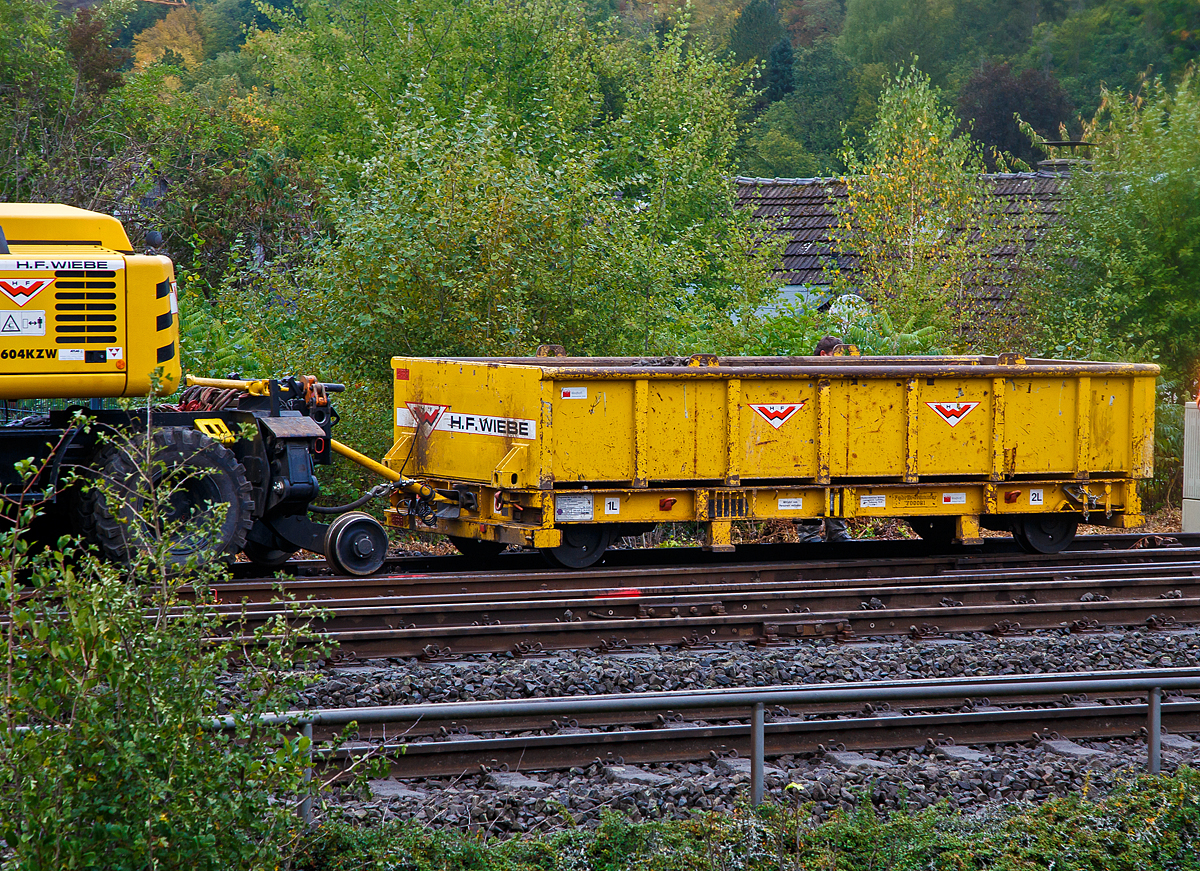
[0,417,326,869]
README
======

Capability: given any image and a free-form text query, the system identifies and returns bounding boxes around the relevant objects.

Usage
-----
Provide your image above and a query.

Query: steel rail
[219,535,1200,597]
[221,592,1200,658]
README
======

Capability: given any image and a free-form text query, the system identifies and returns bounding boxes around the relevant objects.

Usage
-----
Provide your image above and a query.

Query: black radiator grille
[53,270,117,345]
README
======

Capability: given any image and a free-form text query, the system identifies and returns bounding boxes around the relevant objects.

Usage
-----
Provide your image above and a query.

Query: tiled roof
[736,172,1066,304]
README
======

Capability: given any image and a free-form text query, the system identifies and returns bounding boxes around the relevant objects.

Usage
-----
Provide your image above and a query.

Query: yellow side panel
[831,378,907,477]
[1004,379,1077,475]
[916,378,993,476]
[552,381,635,482]
[392,359,544,486]
[738,380,816,479]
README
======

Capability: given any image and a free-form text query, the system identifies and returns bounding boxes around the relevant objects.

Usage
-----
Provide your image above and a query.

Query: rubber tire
[449,536,508,559]
[541,525,613,569]
[1014,516,1078,554]
[242,538,296,568]
[324,511,388,576]
[906,516,958,547]
[75,426,253,568]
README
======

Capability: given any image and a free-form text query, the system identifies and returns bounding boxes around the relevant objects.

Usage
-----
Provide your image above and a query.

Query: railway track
[213,536,1200,658]
[295,670,1200,779]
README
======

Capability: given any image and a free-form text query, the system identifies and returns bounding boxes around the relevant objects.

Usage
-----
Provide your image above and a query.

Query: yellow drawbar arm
[331,439,454,504]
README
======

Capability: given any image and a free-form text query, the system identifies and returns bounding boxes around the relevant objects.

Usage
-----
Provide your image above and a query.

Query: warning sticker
[777,496,804,510]
[749,401,806,429]
[941,492,967,505]
[0,279,52,307]
[561,387,587,400]
[555,493,594,521]
[860,494,887,508]
[0,311,45,336]
[396,403,537,440]
[926,401,980,427]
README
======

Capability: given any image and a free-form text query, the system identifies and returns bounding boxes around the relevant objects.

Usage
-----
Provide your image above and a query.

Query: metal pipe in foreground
[751,702,765,807]
[1148,687,1162,775]
[208,668,1200,822]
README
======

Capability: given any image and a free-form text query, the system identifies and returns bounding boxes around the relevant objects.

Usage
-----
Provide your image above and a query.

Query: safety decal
[396,402,537,439]
[0,311,45,336]
[0,278,52,307]
[777,496,804,510]
[925,401,980,427]
[749,401,807,429]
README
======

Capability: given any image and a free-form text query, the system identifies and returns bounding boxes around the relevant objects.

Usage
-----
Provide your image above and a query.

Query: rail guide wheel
[541,524,613,569]
[1014,515,1078,554]
[324,511,389,576]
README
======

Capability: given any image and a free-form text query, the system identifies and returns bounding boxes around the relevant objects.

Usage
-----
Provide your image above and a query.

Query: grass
[293,767,1200,870]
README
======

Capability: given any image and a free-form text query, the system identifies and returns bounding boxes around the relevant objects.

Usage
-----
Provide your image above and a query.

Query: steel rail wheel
[1014,515,1078,554]
[325,511,388,576]
[541,524,612,569]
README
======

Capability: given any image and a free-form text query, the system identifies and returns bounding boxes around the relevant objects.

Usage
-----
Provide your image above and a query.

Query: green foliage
[740,299,945,356]
[0,420,328,869]
[295,769,1200,870]
[278,6,779,365]
[741,40,884,176]
[1028,71,1200,387]
[833,67,1027,350]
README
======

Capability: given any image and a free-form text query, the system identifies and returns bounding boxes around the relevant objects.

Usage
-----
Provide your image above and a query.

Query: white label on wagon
[1029,489,1044,506]
[555,493,594,521]
[396,403,536,440]
[777,497,804,510]
[560,387,587,400]
[59,348,84,361]
[604,497,620,515]
[859,494,887,508]
[941,492,966,505]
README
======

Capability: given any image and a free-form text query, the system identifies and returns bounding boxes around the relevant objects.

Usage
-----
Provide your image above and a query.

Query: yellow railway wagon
[384,353,1158,567]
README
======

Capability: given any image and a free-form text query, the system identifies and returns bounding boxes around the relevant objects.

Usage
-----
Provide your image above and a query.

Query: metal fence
[211,667,1200,823]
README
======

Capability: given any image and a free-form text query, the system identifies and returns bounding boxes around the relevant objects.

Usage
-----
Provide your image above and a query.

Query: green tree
[728,0,786,64]
[831,67,1024,348]
[1028,71,1200,385]
[740,40,884,176]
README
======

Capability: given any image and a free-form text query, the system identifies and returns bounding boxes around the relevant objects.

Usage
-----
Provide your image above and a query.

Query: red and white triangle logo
[749,401,806,429]
[926,401,979,427]
[0,278,52,307]
[404,402,449,431]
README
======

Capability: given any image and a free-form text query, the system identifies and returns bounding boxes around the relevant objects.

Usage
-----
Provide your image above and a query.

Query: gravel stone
[606,765,673,786]
[826,751,892,772]
[936,745,992,762]
[488,771,552,792]
[1042,739,1110,759]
